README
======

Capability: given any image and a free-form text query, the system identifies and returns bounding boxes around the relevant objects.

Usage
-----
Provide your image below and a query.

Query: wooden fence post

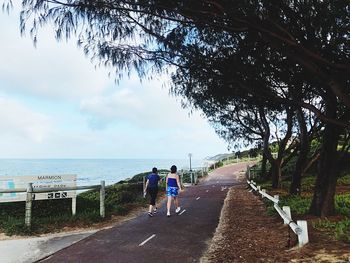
[143,176,146,195]
[297,220,309,247]
[100,181,105,218]
[282,206,291,225]
[72,196,77,216]
[25,183,33,227]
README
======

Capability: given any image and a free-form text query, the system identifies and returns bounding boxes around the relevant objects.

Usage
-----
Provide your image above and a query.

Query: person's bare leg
[175,196,181,213]
[149,204,153,213]
[167,196,172,216]
[174,197,179,209]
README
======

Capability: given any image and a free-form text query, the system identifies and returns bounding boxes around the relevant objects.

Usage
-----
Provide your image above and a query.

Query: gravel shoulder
[201,184,350,263]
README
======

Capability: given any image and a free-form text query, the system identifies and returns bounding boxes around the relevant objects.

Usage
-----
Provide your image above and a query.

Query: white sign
[0,174,77,203]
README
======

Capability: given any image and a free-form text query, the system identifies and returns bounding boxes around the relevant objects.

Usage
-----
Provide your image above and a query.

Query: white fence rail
[0,181,106,228]
[247,177,309,247]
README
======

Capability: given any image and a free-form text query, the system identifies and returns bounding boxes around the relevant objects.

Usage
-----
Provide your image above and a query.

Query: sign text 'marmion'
[38,175,62,180]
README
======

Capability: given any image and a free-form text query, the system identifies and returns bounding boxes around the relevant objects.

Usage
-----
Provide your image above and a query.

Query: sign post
[25,183,33,227]
[100,181,105,218]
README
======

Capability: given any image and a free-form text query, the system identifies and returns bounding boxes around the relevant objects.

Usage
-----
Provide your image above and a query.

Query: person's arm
[165,175,168,191]
[176,174,182,191]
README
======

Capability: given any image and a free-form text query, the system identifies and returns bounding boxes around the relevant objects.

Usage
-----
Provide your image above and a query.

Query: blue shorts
[166,186,179,197]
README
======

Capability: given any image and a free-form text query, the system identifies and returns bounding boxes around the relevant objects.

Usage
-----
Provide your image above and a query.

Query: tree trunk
[259,107,271,180]
[290,108,309,195]
[309,95,341,216]
[260,153,267,179]
[271,108,293,188]
[271,159,282,188]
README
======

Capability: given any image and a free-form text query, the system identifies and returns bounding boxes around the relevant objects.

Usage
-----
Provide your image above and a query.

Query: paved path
[39,163,250,263]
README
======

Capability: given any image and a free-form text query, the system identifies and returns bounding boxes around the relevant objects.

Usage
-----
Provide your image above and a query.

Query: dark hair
[152,167,158,173]
[170,165,177,173]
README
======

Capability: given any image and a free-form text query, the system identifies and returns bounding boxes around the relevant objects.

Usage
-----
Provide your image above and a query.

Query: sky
[0,8,230,159]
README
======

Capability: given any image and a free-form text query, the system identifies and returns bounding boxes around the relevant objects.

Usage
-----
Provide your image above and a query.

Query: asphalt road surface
[39,162,250,263]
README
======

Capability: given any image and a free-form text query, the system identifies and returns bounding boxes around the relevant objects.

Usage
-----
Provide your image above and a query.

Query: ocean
[0,159,204,186]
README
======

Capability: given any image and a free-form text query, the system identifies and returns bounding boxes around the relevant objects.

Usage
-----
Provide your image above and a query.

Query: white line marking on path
[196,197,200,200]
[206,190,209,192]
[179,209,186,215]
[139,234,156,247]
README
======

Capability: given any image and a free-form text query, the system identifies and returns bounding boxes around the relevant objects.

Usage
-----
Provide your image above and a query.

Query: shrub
[335,194,350,217]
[279,195,312,215]
[337,174,350,185]
[313,218,350,243]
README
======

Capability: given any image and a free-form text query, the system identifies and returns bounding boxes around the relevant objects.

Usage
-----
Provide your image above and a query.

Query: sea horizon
[0,158,206,187]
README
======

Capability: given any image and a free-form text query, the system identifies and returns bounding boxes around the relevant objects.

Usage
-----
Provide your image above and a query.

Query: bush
[0,217,33,236]
[265,195,312,216]
[301,176,316,192]
[313,218,350,243]
[337,174,350,185]
[335,194,350,217]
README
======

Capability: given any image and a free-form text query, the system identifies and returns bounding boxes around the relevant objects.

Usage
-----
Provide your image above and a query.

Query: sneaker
[175,207,181,214]
[153,208,158,214]
[148,212,153,217]
[167,212,170,217]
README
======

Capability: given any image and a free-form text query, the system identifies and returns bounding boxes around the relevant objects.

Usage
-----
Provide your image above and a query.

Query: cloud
[0,96,53,142]
[0,10,113,101]
[79,75,205,129]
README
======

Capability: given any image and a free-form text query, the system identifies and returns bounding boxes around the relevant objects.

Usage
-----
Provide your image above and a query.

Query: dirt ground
[201,185,350,263]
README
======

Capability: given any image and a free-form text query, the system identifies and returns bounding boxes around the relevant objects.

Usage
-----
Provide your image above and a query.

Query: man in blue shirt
[144,167,161,217]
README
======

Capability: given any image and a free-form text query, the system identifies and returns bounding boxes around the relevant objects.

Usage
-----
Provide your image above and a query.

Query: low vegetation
[252,164,350,243]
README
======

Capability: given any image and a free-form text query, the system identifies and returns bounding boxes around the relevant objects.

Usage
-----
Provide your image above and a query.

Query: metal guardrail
[247,176,309,247]
[0,181,106,228]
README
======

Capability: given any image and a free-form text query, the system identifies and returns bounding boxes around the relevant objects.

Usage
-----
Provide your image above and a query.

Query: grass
[337,174,350,185]
[335,194,350,217]
[313,218,350,243]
